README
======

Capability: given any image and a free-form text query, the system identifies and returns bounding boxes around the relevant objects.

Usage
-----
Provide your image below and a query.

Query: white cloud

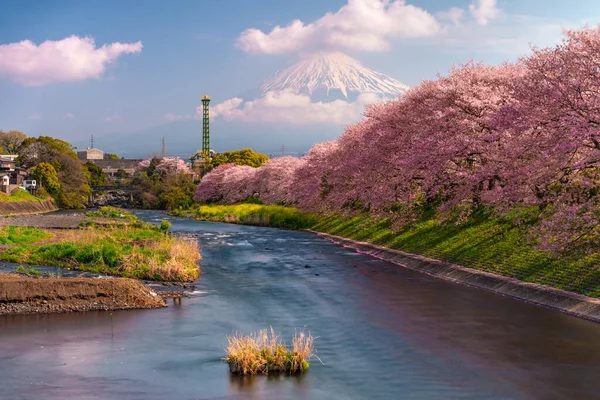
[237,0,441,54]
[165,112,192,121]
[0,35,142,86]
[204,90,386,125]
[438,7,465,26]
[28,113,41,120]
[63,112,74,120]
[469,0,500,25]
[104,112,121,122]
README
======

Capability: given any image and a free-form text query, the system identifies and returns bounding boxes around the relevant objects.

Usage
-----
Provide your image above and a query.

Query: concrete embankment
[313,231,600,323]
[0,273,166,315]
[0,199,57,216]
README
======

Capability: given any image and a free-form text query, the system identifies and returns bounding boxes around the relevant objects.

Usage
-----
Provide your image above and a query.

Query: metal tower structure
[201,95,211,156]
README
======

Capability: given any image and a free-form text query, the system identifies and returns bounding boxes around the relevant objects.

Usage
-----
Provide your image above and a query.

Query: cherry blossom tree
[253,156,304,205]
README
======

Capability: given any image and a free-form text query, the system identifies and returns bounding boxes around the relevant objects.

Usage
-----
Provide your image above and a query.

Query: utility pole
[91,134,94,149]
[282,144,285,157]
[161,137,166,158]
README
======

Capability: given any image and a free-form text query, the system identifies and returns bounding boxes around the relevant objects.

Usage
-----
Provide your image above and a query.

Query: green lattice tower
[201,95,211,156]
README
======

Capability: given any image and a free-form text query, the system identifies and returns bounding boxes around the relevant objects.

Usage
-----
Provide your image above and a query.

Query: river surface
[2,211,600,399]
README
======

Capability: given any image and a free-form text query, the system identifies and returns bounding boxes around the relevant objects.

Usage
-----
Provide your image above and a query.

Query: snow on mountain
[259,52,409,102]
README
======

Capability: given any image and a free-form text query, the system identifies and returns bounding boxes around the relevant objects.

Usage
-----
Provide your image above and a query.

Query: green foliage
[17,136,90,208]
[210,148,269,169]
[14,265,41,276]
[176,204,317,230]
[0,226,50,244]
[84,161,106,186]
[313,208,600,298]
[159,219,171,233]
[0,188,40,203]
[104,153,121,160]
[132,171,196,211]
[116,168,128,179]
[86,206,137,220]
[29,162,60,194]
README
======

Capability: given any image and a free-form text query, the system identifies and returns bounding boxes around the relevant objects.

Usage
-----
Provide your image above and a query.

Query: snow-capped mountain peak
[259,52,409,101]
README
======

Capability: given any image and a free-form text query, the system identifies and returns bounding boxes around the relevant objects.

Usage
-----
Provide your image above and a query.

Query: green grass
[0,188,42,203]
[0,226,50,244]
[14,265,41,276]
[0,213,200,282]
[173,204,318,230]
[313,208,600,298]
[86,206,137,220]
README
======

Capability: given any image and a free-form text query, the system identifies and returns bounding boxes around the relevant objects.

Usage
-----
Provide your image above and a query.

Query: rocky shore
[0,273,167,315]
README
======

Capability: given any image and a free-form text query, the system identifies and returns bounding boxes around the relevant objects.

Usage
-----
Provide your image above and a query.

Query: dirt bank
[0,273,166,315]
[0,213,128,229]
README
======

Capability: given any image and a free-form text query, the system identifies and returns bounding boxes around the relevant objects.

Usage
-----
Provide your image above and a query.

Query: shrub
[159,219,171,233]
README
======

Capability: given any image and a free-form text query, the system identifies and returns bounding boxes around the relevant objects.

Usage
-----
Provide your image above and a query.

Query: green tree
[210,148,269,169]
[104,153,121,160]
[0,130,26,154]
[30,162,60,194]
[84,161,106,186]
[17,137,89,208]
[116,169,128,179]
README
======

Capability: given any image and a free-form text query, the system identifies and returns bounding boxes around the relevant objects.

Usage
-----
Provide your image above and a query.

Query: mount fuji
[257,52,409,102]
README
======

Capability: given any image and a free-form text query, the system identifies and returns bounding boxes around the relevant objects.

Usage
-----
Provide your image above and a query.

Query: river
[2,210,600,399]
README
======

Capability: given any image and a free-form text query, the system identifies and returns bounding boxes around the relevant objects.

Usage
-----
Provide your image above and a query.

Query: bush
[159,219,171,233]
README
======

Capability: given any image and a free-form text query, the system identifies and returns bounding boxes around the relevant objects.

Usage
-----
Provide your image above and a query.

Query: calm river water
[2,211,600,399]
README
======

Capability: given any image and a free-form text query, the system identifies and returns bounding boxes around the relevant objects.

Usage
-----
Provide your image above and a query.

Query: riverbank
[0,273,166,315]
[175,203,600,314]
[0,208,201,281]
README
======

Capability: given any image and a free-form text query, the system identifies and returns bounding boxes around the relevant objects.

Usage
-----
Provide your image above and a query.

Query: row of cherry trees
[196,26,600,253]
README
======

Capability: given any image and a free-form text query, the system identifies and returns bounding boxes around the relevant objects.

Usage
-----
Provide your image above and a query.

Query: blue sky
[1,0,600,157]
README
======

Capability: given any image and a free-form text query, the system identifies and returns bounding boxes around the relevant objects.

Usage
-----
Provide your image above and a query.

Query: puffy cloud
[28,113,41,120]
[205,90,387,125]
[237,0,441,54]
[0,35,142,86]
[469,0,500,25]
[63,112,74,120]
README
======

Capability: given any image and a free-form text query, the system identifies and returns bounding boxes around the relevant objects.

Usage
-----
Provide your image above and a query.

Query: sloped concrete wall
[313,231,600,323]
[0,199,57,216]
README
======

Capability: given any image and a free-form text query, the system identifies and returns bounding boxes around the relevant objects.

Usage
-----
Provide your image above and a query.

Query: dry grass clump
[224,328,317,375]
[123,237,201,281]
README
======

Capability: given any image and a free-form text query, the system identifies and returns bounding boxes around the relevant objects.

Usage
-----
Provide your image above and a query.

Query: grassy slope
[173,204,317,230]
[313,209,600,298]
[0,189,43,203]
